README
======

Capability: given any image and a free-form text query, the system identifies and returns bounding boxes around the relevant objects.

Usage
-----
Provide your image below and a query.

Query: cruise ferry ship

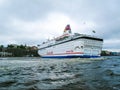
[38,25,103,58]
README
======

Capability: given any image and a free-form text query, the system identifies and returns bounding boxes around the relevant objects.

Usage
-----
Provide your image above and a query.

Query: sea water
[0,56,120,90]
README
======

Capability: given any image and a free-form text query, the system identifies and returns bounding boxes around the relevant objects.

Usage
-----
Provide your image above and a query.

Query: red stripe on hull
[46,52,84,55]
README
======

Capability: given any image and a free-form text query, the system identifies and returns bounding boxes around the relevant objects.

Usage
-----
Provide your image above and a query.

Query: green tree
[0,45,4,51]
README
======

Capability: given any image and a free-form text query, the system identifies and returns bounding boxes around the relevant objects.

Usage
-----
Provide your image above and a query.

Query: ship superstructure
[38,25,103,58]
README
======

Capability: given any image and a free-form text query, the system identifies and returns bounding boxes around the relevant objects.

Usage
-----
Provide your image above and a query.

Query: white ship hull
[38,36,103,58]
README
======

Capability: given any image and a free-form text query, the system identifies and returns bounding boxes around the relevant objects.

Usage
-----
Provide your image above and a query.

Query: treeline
[101,50,120,56]
[0,44,39,57]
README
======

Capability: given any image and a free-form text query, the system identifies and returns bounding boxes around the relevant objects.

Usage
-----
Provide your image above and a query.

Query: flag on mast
[92,30,96,33]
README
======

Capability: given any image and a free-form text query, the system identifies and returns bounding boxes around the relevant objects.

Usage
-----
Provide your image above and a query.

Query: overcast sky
[0,0,120,51]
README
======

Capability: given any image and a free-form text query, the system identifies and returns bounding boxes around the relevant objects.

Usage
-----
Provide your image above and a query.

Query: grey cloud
[0,0,120,50]
[9,0,51,21]
[0,0,54,21]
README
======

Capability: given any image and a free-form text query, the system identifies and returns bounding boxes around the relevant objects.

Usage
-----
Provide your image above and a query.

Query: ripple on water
[0,80,17,87]
[0,57,120,90]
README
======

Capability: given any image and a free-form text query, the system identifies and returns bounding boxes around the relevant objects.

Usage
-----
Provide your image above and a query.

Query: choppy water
[0,57,120,90]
